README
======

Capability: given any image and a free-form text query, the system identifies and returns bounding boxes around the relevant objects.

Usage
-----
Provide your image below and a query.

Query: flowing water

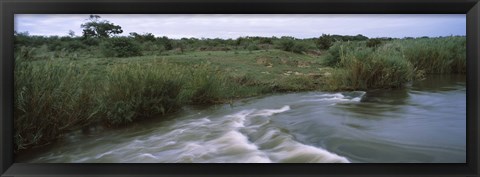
[16,74,466,163]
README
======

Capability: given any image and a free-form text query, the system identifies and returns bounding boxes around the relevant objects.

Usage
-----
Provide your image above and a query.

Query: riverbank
[14,36,466,153]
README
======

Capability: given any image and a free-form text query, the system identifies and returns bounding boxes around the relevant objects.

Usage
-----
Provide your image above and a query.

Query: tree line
[14,15,433,58]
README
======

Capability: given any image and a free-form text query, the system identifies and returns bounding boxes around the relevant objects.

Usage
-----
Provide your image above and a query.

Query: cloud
[15,14,466,38]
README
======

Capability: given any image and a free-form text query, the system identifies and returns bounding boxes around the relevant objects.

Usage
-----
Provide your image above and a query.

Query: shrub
[366,38,383,48]
[65,40,87,52]
[277,39,308,53]
[277,39,295,52]
[247,44,260,52]
[48,41,63,51]
[101,37,142,57]
[157,36,173,50]
[316,34,333,50]
[82,37,100,46]
[291,42,308,54]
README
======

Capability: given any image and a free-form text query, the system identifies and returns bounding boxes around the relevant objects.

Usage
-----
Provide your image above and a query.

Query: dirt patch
[256,57,273,67]
[297,61,311,68]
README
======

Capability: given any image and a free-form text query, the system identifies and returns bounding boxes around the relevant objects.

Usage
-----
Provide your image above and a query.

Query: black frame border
[1,0,479,176]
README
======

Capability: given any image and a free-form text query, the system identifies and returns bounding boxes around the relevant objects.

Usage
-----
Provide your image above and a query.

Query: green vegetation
[322,36,465,90]
[81,15,123,38]
[14,60,98,150]
[325,45,415,90]
[401,37,466,74]
[13,15,466,153]
[315,34,334,50]
[101,37,142,57]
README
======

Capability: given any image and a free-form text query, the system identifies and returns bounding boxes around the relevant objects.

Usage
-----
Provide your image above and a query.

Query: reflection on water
[16,75,466,163]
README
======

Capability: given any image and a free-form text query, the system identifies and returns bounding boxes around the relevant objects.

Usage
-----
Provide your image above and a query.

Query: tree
[81,15,123,38]
[68,30,76,37]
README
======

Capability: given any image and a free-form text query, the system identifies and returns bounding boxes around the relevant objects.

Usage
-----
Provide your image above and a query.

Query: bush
[366,38,383,48]
[277,39,308,53]
[277,39,295,52]
[101,37,142,57]
[291,42,308,54]
[65,40,87,52]
[316,34,333,50]
[247,44,260,52]
[82,37,100,46]
[48,41,63,51]
[157,36,173,50]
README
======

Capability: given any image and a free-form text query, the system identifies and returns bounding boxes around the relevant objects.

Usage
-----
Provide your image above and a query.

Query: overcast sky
[15,14,465,39]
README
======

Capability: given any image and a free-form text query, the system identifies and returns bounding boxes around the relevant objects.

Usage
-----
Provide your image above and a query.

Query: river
[16,74,466,163]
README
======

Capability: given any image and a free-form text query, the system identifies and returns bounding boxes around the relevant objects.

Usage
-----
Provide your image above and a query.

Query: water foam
[251,105,291,117]
[225,106,350,163]
[301,91,366,103]
[245,124,350,163]
[225,110,254,128]
[171,130,272,163]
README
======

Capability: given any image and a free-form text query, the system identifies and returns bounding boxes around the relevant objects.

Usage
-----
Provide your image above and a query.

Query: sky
[14,14,466,39]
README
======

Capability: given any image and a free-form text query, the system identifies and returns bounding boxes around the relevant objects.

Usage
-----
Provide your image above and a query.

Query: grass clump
[100,63,186,125]
[323,36,465,90]
[401,37,466,74]
[184,63,268,104]
[324,46,415,91]
[14,60,100,151]
[323,41,364,67]
[183,64,234,104]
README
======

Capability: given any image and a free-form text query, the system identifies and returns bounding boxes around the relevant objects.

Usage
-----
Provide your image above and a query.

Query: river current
[16,74,466,163]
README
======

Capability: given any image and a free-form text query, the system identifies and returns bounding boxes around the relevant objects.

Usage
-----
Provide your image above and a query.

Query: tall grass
[324,36,465,90]
[400,37,466,74]
[14,59,268,150]
[14,59,100,151]
[100,63,186,125]
[323,41,365,67]
[183,63,274,104]
[324,46,415,91]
